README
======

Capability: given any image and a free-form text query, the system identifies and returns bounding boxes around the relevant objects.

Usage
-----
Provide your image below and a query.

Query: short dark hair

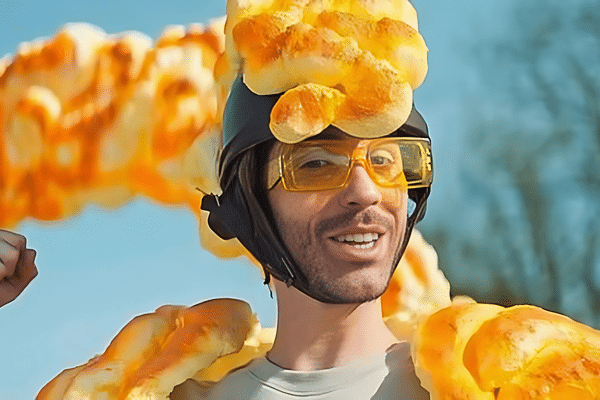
[229,140,278,281]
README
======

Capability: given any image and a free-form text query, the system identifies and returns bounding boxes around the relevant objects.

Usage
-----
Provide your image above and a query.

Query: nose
[339,164,382,208]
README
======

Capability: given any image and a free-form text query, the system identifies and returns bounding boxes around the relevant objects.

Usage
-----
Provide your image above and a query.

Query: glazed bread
[36,299,256,400]
[413,300,600,399]
[217,0,428,143]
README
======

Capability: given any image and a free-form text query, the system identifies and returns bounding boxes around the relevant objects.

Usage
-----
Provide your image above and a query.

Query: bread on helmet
[217,0,428,143]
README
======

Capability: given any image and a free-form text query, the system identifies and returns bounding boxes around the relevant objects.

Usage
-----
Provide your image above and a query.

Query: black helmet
[202,76,432,303]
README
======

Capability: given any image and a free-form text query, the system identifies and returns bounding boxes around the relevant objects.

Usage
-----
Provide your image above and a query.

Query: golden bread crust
[220,0,428,143]
[413,301,600,400]
[36,299,256,400]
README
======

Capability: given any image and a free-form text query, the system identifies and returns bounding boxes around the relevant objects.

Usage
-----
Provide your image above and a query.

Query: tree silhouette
[423,0,600,327]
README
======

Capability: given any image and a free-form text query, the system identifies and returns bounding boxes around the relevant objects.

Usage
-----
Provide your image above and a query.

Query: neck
[266,279,399,371]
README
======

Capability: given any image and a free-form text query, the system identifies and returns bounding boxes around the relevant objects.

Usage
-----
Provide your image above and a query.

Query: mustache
[316,209,394,237]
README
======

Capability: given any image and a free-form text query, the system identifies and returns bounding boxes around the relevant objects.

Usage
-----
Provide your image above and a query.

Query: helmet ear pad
[202,142,306,287]
[201,184,244,241]
[202,141,273,242]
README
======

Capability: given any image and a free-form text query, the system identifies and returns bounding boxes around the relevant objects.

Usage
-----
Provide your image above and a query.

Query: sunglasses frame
[266,137,432,192]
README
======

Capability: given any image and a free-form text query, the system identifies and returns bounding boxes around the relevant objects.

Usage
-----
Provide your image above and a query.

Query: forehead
[268,127,359,159]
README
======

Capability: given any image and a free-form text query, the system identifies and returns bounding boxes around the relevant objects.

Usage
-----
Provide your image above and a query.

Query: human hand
[0,229,38,307]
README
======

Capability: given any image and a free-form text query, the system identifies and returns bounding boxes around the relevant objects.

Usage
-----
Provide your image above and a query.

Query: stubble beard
[276,209,404,304]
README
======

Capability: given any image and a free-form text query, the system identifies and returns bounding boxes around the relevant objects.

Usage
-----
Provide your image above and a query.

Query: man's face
[267,129,408,304]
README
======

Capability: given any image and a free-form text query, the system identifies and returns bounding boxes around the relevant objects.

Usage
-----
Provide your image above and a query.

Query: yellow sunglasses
[267,137,432,192]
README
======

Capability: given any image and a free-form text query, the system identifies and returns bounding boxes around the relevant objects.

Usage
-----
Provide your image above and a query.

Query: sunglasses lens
[280,138,431,191]
[368,141,405,186]
[398,142,427,183]
[284,145,349,190]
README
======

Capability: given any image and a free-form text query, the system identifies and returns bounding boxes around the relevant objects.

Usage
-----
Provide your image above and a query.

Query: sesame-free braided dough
[217,0,428,142]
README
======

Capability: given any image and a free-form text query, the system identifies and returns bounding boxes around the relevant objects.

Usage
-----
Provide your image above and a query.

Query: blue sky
[0,0,513,397]
[0,1,272,398]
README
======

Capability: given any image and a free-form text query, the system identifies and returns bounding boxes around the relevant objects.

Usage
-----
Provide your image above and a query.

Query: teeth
[334,232,379,244]
[352,241,375,249]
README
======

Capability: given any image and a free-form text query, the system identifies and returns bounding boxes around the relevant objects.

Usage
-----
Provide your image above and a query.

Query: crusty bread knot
[0,21,226,228]
[412,299,600,399]
[217,0,428,143]
[1,21,259,261]
[36,298,257,400]
[381,230,452,341]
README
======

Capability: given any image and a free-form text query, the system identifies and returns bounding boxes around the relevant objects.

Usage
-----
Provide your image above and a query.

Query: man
[0,229,38,308]
[171,74,432,398]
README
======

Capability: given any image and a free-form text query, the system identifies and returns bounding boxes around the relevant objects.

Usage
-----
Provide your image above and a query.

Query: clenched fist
[0,229,38,307]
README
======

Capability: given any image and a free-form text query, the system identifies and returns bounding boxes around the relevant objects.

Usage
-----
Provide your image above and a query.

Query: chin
[309,271,392,304]
[315,289,385,305]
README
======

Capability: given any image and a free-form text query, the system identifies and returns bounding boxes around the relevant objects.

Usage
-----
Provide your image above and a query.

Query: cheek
[382,189,408,219]
[268,188,310,234]
[385,191,409,244]
[268,188,295,226]
[268,189,334,244]
[269,188,326,221]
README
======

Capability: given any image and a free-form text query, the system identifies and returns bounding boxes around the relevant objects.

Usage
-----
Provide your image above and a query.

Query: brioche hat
[216,0,428,142]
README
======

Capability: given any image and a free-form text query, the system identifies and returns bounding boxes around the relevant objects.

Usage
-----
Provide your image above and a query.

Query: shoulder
[382,342,430,400]
[169,378,215,399]
[170,360,263,400]
[206,361,263,398]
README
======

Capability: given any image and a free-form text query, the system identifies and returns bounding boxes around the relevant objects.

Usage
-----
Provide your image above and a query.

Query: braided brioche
[36,299,255,400]
[413,300,600,399]
[218,0,428,143]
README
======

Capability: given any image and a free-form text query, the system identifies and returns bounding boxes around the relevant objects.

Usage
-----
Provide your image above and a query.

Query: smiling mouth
[332,232,380,249]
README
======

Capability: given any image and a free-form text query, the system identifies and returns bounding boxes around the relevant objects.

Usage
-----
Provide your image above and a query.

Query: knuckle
[25,248,37,259]
[0,230,26,251]
[1,247,19,269]
[15,235,26,250]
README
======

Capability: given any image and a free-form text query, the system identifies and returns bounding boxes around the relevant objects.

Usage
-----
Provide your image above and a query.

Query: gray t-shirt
[171,342,430,399]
